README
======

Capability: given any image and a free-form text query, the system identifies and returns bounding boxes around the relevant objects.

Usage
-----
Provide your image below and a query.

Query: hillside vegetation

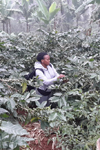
[0,29,100,149]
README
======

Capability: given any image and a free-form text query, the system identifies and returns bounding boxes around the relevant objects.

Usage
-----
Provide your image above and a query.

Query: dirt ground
[18,108,61,150]
[20,122,61,150]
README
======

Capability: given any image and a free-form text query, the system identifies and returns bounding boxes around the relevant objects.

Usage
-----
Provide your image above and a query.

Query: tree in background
[0,0,100,33]
[0,0,15,33]
[36,0,60,31]
[16,0,36,32]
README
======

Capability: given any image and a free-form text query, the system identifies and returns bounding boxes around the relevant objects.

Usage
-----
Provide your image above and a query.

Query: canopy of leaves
[0,26,100,149]
[0,1,100,150]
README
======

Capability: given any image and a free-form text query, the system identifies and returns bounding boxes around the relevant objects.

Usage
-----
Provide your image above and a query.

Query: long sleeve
[36,69,59,86]
[34,62,60,90]
[51,64,59,77]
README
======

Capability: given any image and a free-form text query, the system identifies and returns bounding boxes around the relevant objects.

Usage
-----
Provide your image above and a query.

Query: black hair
[37,52,48,62]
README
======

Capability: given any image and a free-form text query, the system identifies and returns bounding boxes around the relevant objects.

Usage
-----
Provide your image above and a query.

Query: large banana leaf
[37,1,60,24]
[49,8,60,21]
[49,2,57,13]
[41,18,49,24]
[37,0,49,20]
[75,0,94,14]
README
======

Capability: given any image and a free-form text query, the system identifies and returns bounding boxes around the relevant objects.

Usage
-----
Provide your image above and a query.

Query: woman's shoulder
[48,63,55,70]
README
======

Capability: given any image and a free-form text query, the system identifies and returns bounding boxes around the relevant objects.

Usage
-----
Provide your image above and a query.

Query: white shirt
[34,62,59,91]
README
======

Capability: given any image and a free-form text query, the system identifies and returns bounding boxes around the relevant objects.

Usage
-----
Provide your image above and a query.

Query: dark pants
[36,90,52,106]
[36,90,58,108]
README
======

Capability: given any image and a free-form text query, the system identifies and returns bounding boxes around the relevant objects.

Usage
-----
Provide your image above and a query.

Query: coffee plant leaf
[0,108,9,114]
[0,121,28,136]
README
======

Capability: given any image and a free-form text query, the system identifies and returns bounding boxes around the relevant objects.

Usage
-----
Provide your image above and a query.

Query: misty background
[0,0,99,35]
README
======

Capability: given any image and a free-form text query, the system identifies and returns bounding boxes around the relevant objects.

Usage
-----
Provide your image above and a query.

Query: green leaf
[66,112,74,119]
[58,114,66,121]
[58,99,63,108]
[24,112,31,125]
[50,121,59,128]
[49,2,56,13]
[37,11,43,18]
[11,93,22,98]
[75,0,94,14]
[74,75,78,78]
[24,92,30,100]
[89,58,94,62]
[6,98,16,112]
[41,18,49,24]
[22,82,27,93]
[14,146,20,150]
[26,96,40,103]
[97,75,100,81]
[31,117,40,122]
[89,73,97,79]
[37,0,49,20]
[49,8,60,21]
[35,101,47,108]
[96,0,100,4]
[68,90,81,96]
[35,100,41,107]
[0,113,9,118]
[0,121,28,136]
[0,97,8,105]
[0,83,4,89]
[54,93,62,96]
[0,108,9,114]
[40,120,49,130]
[16,136,34,146]
[49,96,59,102]
[40,101,47,108]
[48,112,58,121]
[62,96,67,106]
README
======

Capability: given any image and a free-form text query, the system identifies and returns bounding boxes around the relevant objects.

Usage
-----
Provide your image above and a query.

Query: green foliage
[0,121,34,149]
[1,28,100,149]
[75,0,94,14]
[15,0,36,32]
[0,0,15,32]
[0,121,28,136]
[91,0,100,4]
[37,0,60,24]
[0,0,100,34]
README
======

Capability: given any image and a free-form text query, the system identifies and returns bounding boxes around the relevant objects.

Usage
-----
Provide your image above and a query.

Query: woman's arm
[36,70,59,86]
[50,64,59,77]
[50,64,65,79]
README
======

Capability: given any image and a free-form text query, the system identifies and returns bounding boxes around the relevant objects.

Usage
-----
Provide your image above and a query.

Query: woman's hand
[58,74,65,79]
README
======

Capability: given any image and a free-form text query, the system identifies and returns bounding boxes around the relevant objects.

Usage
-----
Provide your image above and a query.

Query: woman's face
[42,55,50,66]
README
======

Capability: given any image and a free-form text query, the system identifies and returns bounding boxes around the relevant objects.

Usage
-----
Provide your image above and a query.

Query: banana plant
[15,0,35,32]
[0,0,15,33]
[75,0,100,15]
[73,0,100,28]
[37,0,60,24]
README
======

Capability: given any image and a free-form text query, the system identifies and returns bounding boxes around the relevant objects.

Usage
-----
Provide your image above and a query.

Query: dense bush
[1,29,100,149]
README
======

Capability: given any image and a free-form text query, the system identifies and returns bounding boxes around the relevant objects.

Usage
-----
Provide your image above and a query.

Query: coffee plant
[1,28,100,150]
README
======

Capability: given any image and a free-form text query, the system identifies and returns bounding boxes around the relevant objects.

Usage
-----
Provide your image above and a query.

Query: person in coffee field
[34,52,65,107]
